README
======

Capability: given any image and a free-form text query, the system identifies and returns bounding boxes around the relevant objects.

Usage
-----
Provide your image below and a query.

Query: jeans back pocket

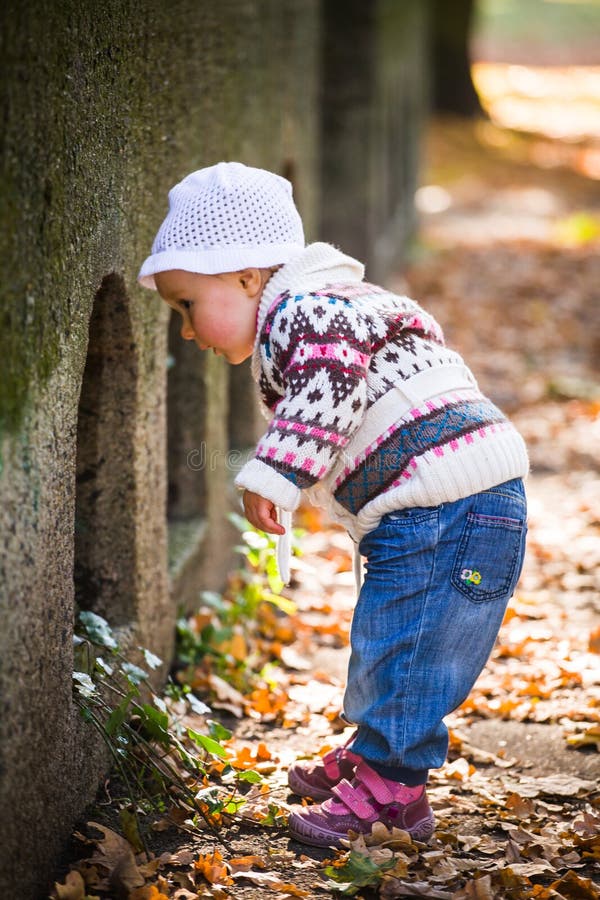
[451,512,527,604]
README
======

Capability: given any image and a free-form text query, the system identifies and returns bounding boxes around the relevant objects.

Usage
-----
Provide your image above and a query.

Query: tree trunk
[431,0,485,117]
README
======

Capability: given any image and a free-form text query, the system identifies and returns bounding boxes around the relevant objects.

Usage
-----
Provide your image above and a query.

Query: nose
[180,323,195,341]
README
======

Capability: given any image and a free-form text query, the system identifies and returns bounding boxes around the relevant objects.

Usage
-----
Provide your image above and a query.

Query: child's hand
[242,490,286,535]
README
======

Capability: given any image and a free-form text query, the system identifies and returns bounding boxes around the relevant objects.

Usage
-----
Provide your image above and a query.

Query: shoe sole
[287,768,336,802]
[288,811,435,848]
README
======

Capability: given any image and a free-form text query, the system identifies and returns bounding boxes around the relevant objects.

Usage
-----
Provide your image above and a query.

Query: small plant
[72,519,298,843]
[73,610,272,846]
[174,514,298,696]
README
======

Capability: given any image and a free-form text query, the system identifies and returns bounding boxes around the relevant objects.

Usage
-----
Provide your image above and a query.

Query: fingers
[243,491,286,535]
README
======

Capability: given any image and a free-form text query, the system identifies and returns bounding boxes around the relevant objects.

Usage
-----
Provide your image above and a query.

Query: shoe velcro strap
[322,748,343,780]
[354,761,396,804]
[331,779,376,820]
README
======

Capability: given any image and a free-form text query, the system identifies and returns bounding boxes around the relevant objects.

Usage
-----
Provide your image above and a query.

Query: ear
[237,268,263,297]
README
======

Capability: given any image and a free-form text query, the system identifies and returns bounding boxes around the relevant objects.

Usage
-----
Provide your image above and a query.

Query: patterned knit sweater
[235,243,529,542]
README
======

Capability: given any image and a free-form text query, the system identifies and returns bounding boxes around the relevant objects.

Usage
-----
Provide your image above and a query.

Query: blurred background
[0,1,599,895]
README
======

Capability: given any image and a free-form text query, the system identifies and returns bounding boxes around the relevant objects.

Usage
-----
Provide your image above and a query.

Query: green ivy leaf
[78,611,118,649]
[139,704,170,744]
[141,647,163,669]
[95,656,113,676]
[208,719,232,741]
[223,797,246,814]
[151,694,168,714]
[237,770,262,784]
[188,693,211,716]
[121,662,148,685]
[105,691,137,736]
[323,850,396,893]
[73,671,97,698]
[187,729,228,759]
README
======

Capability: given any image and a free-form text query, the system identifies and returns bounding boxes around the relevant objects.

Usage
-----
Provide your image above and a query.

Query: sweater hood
[251,242,364,382]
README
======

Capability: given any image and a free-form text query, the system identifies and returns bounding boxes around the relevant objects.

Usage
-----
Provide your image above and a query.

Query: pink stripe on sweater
[292,343,369,368]
[272,418,348,447]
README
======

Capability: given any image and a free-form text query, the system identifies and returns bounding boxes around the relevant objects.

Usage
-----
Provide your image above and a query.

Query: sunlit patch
[415,185,452,214]
[472,63,600,143]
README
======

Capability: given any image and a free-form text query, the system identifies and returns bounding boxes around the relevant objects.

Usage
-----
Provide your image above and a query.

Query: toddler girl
[139,162,528,848]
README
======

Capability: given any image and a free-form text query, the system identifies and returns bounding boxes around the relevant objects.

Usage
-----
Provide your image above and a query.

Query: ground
[53,74,600,900]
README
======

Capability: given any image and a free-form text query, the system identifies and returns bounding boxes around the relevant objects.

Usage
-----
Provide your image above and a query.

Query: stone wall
[0,1,319,895]
[0,0,428,895]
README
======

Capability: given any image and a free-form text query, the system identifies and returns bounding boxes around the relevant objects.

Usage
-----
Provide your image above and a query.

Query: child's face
[155,269,262,364]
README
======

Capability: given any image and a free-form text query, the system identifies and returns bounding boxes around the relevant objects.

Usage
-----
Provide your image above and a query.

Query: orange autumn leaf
[228,741,273,771]
[444,758,476,781]
[589,627,600,654]
[194,849,233,885]
[230,746,257,769]
[229,855,267,873]
[294,504,324,532]
[506,792,536,819]
[129,886,170,900]
[245,686,288,717]
[256,741,272,760]
[548,871,600,898]
[271,884,310,897]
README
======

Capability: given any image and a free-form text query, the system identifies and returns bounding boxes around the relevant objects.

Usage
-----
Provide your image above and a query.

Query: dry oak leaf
[207,673,245,716]
[228,855,267,873]
[452,874,495,899]
[589,627,600,654]
[52,870,87,900]
[443,757,476,781]
[228,741,274,771]
[381,879,452,898]
[78,822,145,892]
[501,774,597,798]
[546,870,600,899]
[193,849,233,885]
[129,886,170,900]
[572,813,600,836]
[566,724,600,751]
[231,870,309,895]
[245,685,289,718]
[505,792,537,819]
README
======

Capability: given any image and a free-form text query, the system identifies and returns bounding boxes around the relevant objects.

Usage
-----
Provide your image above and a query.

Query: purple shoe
[287,740,362,802]
[288,760,435,848]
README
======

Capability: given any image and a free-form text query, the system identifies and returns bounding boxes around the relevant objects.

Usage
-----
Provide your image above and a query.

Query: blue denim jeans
[344,478,527,785]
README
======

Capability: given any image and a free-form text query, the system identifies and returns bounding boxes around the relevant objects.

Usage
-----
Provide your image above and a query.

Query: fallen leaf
[381,879,452,898]
[129,886,170,900]
[548,870,600,899]
[443,758,476,781]
[453,874,495,899]
[161,849,196,866]
[208,674,245,716]
[505,792,536,819]
[229,855,267,872]
[502,774,597,798]
[566,723,600,751]
[52,870,86,900]
[231,870,309,895]
[194,850,233,886]
[572,813,600,836]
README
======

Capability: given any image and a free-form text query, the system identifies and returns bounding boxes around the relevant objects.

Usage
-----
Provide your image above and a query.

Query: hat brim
[137,244,305,290]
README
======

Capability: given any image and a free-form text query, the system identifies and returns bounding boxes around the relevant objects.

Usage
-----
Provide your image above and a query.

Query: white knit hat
[138,162,305,289]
